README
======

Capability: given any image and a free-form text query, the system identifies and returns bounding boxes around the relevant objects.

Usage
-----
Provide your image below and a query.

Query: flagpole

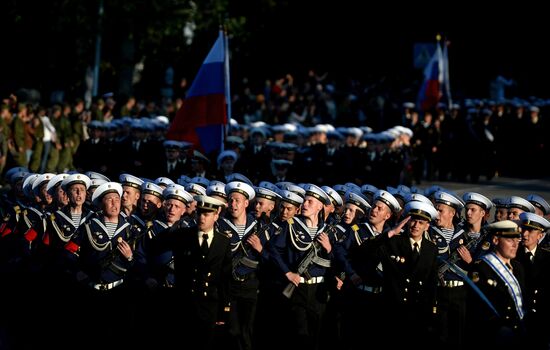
[223,27,231,152]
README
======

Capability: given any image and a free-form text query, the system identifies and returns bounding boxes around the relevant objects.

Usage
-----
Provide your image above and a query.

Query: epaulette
[351,224,359,232]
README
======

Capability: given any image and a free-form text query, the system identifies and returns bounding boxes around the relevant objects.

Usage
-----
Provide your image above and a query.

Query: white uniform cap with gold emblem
[486,220,521,238]
[527,194,550,215]
[258,181,279,193]
[85,171,110,182]
[361,184,378,197]
[434,191,464,210]
[424,185,446,198]
[141,182,164,199]
[345,182,362,194]
[373,190,401,213]
[190,176,210,189]
[278,189,304,207]
[90,178,108,189]
[206,182,227,200]
[22,174,39,198]
[119,173,144,189]
[322,185,343,207]
[4,166,28,180]
[519,212,550,232]
[185,183,207,196]
[403,201,438,221]
[226,173,254,186]
[404,193,432,206]
[163,184,193,204]
[507,196,536,213]
[332,184,348,196]
[155,177,175,187]
[92,182,123,205]
[194,195,225,212]
[492,197,508,208]
[302,184,330,205]
[46,173,69,194]
[278,182,306,198]
[32,173,56,195]
[345,191,371,213]
[463,192,493,211]
[255,187,281,202]
[226,181,255,200]
[61,173,91,191]
[177,175,191,186]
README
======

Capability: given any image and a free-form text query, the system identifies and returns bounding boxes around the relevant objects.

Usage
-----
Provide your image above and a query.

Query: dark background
[1,1,547,103]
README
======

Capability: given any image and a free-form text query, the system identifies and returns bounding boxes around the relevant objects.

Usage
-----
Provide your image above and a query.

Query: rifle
[282,213,340,298]
[233,213,271,273]
[437,227,490,283]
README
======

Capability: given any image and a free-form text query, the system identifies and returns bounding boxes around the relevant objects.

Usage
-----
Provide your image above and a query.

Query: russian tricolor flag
[167,30,229,155]
[417,39,451,111]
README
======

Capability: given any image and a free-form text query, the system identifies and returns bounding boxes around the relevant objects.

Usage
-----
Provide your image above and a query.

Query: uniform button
[406,279,410,283]
[194,269,198,272]
[208,272,212,277]
[418,281,422,286]
[204,292,207,297]
[404,288,408,292]
[534,289,538,294]
[533,299,536,304]
[532,309,537,313]
[205,282,209,287]
[505,316,510,320]
[507,306,511,310]
[513,326,517,330]
[403,298,407,302]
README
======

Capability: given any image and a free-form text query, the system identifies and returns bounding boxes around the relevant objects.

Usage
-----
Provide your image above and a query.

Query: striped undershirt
[235,224,246,239]
[104,222,118,239]
[307,227,318,240]
[440,227,454,244]
[71,213,82,228]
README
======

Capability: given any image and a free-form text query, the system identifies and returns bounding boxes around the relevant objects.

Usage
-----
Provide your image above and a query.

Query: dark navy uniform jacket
[64,212,137,285]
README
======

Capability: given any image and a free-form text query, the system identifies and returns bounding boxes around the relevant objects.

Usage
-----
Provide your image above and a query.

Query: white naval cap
[322,185,343,207]
[278,189,304,207]
[194,195,225,212]
[277,182,306,198]
[255,187,281,201]
[4,167,28,182]
[361,184,378,197]
[23,174,39,198]
[85,171,110,182]
[527,194,550,215]
[190,176,210,189]
[404,193,432,206]
[206,182,227,200]
[163,184,193,204]
[119,173,144,189]
[303,184,331,205]
[226,173,254,186]
[90,178,108,189]
[185,183,207,196]
[373,190,401,213]
[486,220,521,238]
[226,181,256,200]
[92,182,123,205]
[332,184,348,196]
[154,177,175,188]
[46,173,69,194]
[177,175,191,186]
[403,201,438,221]
[141,182,164,199]
[61,173,91,191]
[492,197,508,208]
[258,181,280,193]
[345,191,371,214]
[507,196,536,213]
[32,173,56,195]
[463,192,493,211]
[519,212,550,232]
[433,191,464,210]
